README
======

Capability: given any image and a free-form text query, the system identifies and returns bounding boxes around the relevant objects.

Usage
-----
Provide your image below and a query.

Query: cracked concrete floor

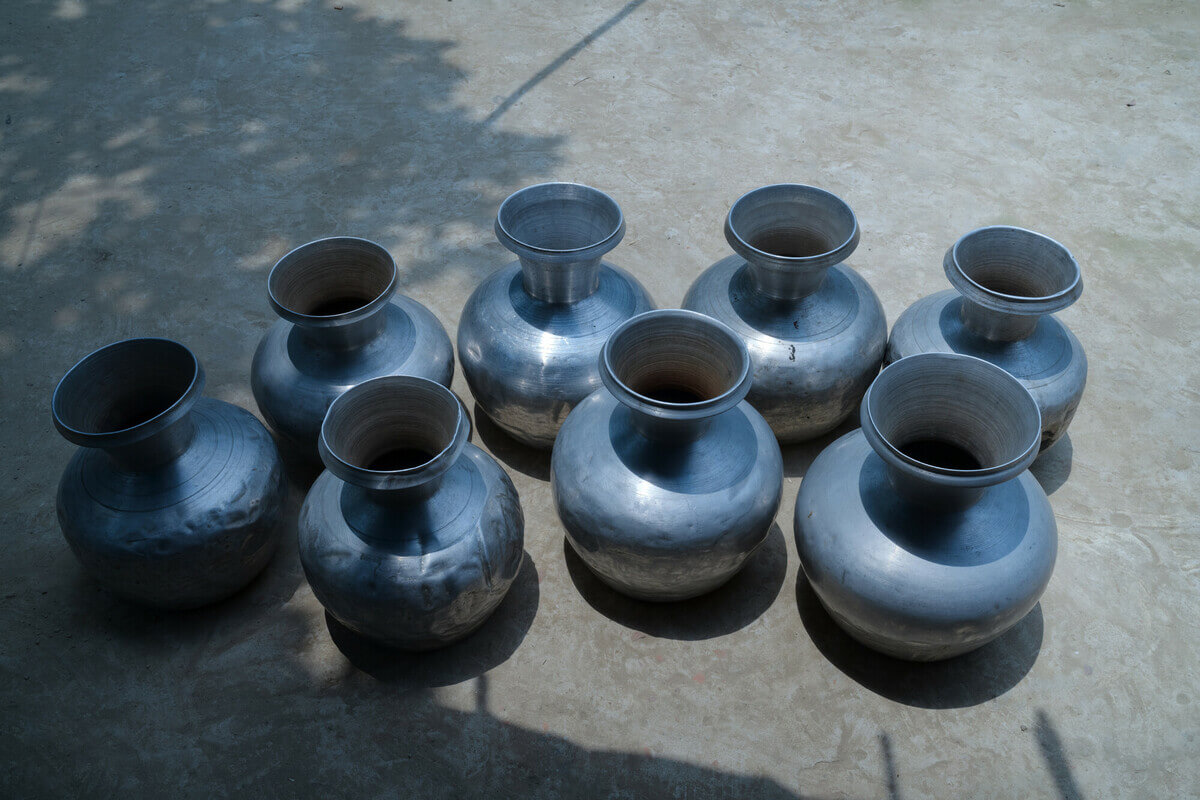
[1,0,1197,797]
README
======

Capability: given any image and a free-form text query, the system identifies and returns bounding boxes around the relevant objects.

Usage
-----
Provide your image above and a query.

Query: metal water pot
[683,184,887,443]
[299,376,524,650]
[552,309,783,601]
[252,236,454,460]
[887,226,1087,452]
[53,338,287,608]
[458,183,655,448]
[795,352,1057,660]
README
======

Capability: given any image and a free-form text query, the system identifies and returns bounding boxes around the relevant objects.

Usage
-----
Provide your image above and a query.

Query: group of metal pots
[51,182,1086,661]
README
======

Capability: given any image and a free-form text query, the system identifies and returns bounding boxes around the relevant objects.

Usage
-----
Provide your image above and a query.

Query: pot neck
[724,183,860,301]
[356,473,446,507]
[267,236,400,351]
[881,462,986,511]
[959,299,1040,342]
[629,411,714,444]
[338,476,448,550]
[744,257,830,300]
[519,255,602,304]
[318,375,470,513]
[104,413,197,472]
[52,337,206,473]
[294,306,388,351]
[494,182,626,304]
[944,225,1082,343]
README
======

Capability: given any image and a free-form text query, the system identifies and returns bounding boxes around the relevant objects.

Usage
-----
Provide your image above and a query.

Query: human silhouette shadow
[795,572,1043,709]
[325,552,540,688]
[563,523,788,640]
[271,675,808,799]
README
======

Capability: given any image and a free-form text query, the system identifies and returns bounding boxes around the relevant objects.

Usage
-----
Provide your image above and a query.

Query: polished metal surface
[458,182,655,448]
[52,338,287,609]
[887,226,1087,452]
[299,376,524,650]
[252,236,454,460]
[683,184,887,443]
[552,309,783,601]
[795,353,1056,661]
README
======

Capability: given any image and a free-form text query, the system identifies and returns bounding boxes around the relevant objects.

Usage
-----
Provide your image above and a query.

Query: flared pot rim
[724,183,861,272]
[599,309,752,423]
[317,375,469,491]
[494,181,626,261]
[51,337,206,450]
[944,225,1083,315]
[860,353,1041,489]
[267,235,399,328]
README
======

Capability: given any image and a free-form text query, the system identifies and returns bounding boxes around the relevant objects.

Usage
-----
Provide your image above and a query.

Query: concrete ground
[1,0,1197,796]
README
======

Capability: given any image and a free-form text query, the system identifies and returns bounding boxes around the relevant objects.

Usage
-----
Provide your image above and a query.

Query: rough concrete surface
[1,0,1197,797]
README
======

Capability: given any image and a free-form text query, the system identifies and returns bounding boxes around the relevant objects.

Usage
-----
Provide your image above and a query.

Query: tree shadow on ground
[1034,709,1088,800]
[2,0,565,410]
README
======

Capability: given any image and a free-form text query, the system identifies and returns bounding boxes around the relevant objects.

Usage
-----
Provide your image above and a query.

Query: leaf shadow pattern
[563,523,788,640]
[1,0,565,405]
[795,572,1044,709]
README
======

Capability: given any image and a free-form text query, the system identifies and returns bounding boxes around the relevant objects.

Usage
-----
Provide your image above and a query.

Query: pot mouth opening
[52,338,203,445]
[726,184,859,266]
[319,376,465,488]
[862,353,1040,481]
[268,236,397,323]
[949,226,1081,306]
[496,182,624,255]
[601,309,751,419]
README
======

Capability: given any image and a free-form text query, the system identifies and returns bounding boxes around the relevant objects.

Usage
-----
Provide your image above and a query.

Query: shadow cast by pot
[274,435,325,490]
[326,551,540,687]
[780,417,859,479]
[1031,433,1073,496]
[795,573,1043,708]
[64,547,302,656]
[564,524,787,640]
[472,403,552,481]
